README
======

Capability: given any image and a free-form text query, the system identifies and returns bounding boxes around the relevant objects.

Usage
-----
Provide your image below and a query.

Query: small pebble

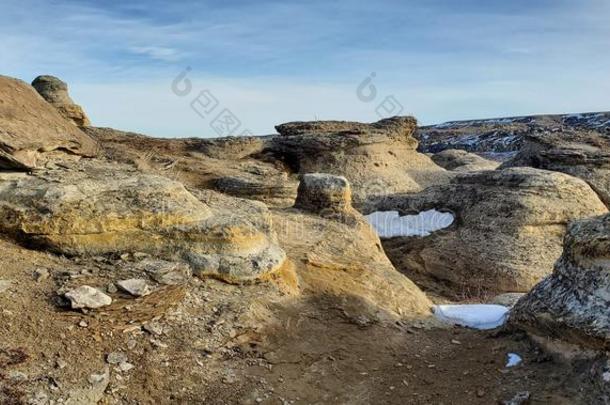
[118,361,134,372]
[106,352,128,365]
[33,268,49,282]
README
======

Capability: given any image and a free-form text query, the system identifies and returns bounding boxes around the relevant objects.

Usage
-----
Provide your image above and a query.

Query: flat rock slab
[65,286,112,309]
[117,279,154,297]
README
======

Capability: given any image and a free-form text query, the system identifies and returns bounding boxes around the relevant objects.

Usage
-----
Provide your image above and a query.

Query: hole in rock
[364,209,454,238]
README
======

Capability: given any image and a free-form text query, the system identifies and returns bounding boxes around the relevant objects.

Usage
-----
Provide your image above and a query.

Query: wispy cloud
[0,0,609,135]
[129,46,184,62]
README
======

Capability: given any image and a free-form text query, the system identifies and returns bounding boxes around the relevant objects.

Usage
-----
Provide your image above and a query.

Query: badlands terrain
[1,74,610,404]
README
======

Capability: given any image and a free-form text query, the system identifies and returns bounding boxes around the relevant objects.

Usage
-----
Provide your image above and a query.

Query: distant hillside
[416,112,610,159]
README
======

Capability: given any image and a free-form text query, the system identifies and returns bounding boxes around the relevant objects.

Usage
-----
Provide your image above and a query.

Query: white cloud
[129,46,184,62]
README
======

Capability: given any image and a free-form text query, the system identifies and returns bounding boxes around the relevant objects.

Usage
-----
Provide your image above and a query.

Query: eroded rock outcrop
[213,172,298,207]
[502,128,610,207]
[511,213,610,350]
[431,149,500,172]
[272,117,450,207]
[294,173,353,215]
[84,126,299,207]
[0,161,286,283]
[369,167,608,294]
[32,75,91,126]
[280,173,433,320]
[0,75,97,169]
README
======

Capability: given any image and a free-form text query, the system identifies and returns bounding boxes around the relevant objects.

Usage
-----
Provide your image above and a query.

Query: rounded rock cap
[294,173,353,213]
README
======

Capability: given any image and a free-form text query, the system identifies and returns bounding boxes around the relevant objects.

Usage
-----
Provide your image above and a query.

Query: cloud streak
[1,0,609,135]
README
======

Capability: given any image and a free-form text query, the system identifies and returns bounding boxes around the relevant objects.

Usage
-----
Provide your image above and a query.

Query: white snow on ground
[506,353,522,367]
[433,304,509,330]
[365,210,454,238]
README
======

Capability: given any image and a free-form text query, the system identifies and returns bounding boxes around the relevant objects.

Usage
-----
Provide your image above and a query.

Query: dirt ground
[1,229,607,405]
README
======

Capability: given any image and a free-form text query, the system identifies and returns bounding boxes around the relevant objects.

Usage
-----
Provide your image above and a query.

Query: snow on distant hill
[416,112,610,160]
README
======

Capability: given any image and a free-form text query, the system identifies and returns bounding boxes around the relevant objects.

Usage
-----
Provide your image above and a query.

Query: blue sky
[1,0,609,137]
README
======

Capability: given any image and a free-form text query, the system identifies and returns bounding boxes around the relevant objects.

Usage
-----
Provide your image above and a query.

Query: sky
[1,0,609,137]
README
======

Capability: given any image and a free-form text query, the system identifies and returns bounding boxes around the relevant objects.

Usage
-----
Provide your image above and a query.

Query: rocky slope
[417,112,610,158]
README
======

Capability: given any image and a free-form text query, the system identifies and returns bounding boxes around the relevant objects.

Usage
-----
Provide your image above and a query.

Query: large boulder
[369,167,608,294]
[511,213,610,350]
[0,75,97,170]
[502,127,610,207]
[0,161,286,283]
[272,117,450,207]
[31,75,91,126]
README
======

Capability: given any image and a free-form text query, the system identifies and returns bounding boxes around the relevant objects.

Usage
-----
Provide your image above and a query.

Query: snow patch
[433,304,509,330]
[506,353,522,367]
[365,209,454,238]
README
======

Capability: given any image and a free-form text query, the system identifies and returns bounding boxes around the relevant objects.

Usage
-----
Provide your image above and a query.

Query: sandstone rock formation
[294,173,354,214]
[281,173,433,319]
[511,213,610,350]
[0,161,286,283]
[84,126,298,207]
[31,75,91,126]
[502,127,610,207]
[272,117,450,207]
[212,172,297,207]
[369,167,608,294]
[193,135,270,160]
[431,149,500,172]
[0,75,97,169]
